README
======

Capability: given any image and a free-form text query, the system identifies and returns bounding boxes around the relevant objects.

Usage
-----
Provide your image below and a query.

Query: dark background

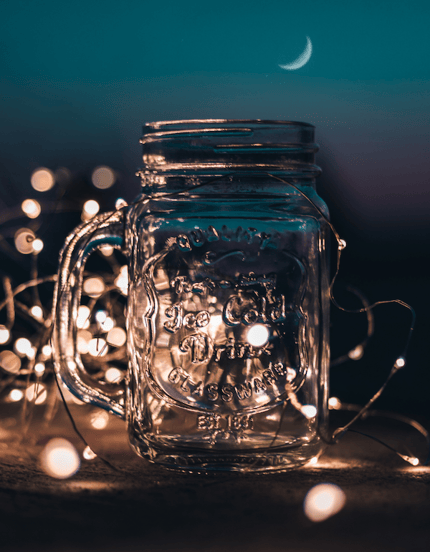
[0,0,429,419]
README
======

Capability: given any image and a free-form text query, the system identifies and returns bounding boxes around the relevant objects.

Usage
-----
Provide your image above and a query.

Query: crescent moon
[279,36,312,71]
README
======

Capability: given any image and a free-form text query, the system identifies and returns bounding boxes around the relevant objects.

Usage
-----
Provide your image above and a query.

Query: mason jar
[54,120,331,472]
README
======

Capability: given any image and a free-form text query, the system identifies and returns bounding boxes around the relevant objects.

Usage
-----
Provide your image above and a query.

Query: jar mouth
[139,119,320,178]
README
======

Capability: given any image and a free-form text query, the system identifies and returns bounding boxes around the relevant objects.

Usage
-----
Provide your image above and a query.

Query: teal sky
[1,0,429,232]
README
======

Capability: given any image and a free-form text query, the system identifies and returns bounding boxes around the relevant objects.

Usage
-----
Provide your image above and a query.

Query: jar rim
[143,119,315,134]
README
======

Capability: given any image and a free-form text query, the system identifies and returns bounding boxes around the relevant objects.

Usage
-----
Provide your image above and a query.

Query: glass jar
[54,120,330,472]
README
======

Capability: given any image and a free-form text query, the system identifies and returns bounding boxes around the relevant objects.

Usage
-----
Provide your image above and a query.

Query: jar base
[130,437,324,473]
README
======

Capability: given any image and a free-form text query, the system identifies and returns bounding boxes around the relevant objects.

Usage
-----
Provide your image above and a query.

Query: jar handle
[53,210,126,419]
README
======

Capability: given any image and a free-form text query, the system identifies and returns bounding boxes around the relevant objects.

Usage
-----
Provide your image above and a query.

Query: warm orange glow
[21,199,41,219]
[91,166,116,189]
[0,325,10,345]
[40,438,80,479]
[107,327,126,347]
[14,228,36,254]
[31,168,55,192]
[0,350,21,374]
[83,277,105,298]
[246,324,270,347]
[304,483,346,522]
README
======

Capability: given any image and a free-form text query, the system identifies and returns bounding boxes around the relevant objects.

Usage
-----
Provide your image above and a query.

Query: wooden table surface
[0,403,428,552]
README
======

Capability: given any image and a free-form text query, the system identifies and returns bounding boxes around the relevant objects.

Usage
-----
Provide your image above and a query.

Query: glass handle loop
[53,210,126,419]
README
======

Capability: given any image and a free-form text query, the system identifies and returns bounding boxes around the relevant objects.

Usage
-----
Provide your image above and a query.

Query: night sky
[1,0,429,414]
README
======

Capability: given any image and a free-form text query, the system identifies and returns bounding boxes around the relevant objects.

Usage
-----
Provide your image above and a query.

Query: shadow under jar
[54,120,331,473]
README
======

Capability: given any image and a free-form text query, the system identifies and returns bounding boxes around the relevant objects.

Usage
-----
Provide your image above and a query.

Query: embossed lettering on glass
[53,120,331,472]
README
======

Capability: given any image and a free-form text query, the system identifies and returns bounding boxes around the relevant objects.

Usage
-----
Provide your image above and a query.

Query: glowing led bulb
[114,265,128,295]
[14,228,36,254]
[25,383,47,404]
[83,277,105,298]
[338,239,347,250]
[31,168,55,192]
[83,200,100,217]
[14,337,33,357]
[8,389,24,402]
[304,483,346,522]
[100,244,114,257]
[83,446,97,460]
[246,324,270,347]
[40,438,81,479]
[90,409,109,430]
[88,338,107,357]
[95,310,108,324]
[0,325,10,345]
[0,350,21,374]
[115,198,128,210]
[105,367,123,383]
[395,357,406,369]
[107,327,126,347]
[302,405,317,419]
[401,455,419,466]
[41,344,52,359]
[32,238,44,253]
[30,305,44,320]
[91,166,116,189]
[76,305,91,329]
[21,199,41,219]
[328,397,342,410]
[34,362,46,376]
[348,344,364,360]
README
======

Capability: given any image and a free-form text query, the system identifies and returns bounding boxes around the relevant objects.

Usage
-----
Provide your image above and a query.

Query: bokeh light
[14,228,36,254]
[88,338,107,357]
[105,367,123,383]
[91,166,116,189]
[40,438,81,479]
[302,405,317,419]
[246,325,270,347]
[83,277,105,298]
[7,389,24,402]
[304,483,346,522]
[90,409,109,430]
[106,327,126,347]
[0,350,21,374]
[14,337,33,358]
[0,325,10,345]
[25,383,48,404]
[83,446,97,460]
[83,200,100,217]
[32,238,44,253]
[30,305,44,320]
[76,305,91,329]
[21,199,41,219]
[30,168,55,192]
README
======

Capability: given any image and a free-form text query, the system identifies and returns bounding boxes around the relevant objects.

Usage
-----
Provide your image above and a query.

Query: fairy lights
[90,409,109,430]
[83,445,97,460]
[0,325,10,345]
[0,164,424,477]
[30,168,55,192]
[82,200,100,221]
[91,166,116,189]
[246,324,270,347]
[21,199,41,219]
[304,483,346,522]
[83,277,105,298]
[40,438,80,479]
[32,238,44,253]
[0,350,21,374]
[14,228,36,254]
